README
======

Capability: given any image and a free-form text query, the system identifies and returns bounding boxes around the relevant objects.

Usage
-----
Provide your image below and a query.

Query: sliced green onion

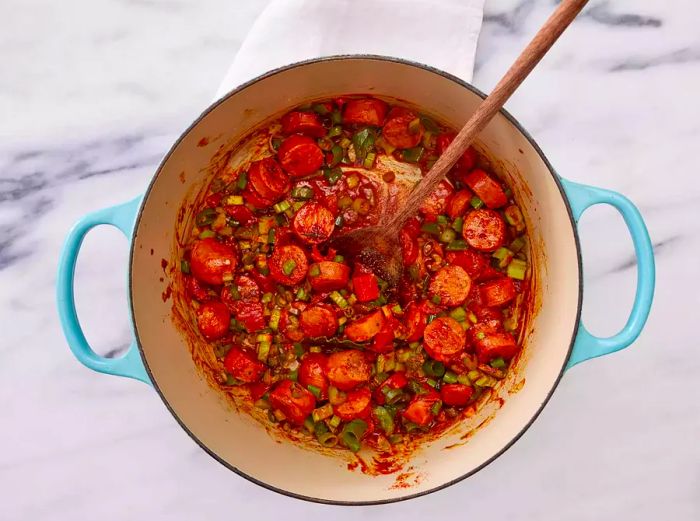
[267,228,276,244]
[430,400,443,416]
[180,259,191,273]
[507,258,528,280]
[402,146,424,163]
[262,292,273,304]
[224,195,244,206]
[307,384,322,400]
[510,236,526,253]
[408,118,422,135]
[333,255,345,263]
[341,419,367,453]
[346,174,360,189]
[439,228,456,243]
[291,186,314,200]
[391,304,402,314]
[271,137,283,151]
[431,295,441,305]
[452,217,464,233]
[504,205,525,230]
[470,196,484,209]
[257,341,270,362]
[295,287,308,301]
[419,115,440,133]
[437,215,449,225]
[312,404,333,423]
[324,167,343,185]
[195,208,217,227]
[457,373,471,386]
[328,125,343,138]
[490,357,507,369]
[282,259,297,276]
[329,145,344,167]
[198,229,216,239]
[449,306,467,322]
[426,378,438,388]
[237,171,248,190]
[331,110,342,125]
[420,222,440,236]
[443,371,458,384]
[363,151,376,169]
[288,368,298,381]
[446,240,469,251]
[373,406,395,435]
[312,103,329,115]
[273,200,291,213]
[330,291,349,309]
[328,414,342,429]
[269,308,281,331]
[467,370,481,382]
[423,359,446,378]
[303,417,315,434]
[309,264,321,277]
[493,247,513,261]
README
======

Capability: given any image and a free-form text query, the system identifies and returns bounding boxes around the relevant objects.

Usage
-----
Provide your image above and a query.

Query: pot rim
[128,54,583,505]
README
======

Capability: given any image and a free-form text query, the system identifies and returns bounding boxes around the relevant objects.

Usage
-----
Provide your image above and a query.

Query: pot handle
[56,196,151,384]
[561,179,655,369]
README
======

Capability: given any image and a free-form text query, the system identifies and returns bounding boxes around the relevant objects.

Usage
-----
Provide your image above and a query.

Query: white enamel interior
[130,57,581,503]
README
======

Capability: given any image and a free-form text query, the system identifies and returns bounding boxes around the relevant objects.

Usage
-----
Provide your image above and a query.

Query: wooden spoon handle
[386,0,589,233]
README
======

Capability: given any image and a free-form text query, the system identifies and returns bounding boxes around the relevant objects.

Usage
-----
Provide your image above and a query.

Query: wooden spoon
[334,0,589,283]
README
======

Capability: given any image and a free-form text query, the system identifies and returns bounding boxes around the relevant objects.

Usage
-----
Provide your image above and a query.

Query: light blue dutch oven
[56,56,655,504]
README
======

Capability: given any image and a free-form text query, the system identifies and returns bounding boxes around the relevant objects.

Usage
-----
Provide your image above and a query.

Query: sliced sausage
[429,265,472,307]
[268,244,309,286]
[281,111,326,137]
[343,98,388,126]
[440,384,474,406]
[300,304,338,338]
[419,180,455,216]
[278,135,325,177]
[423,316,466,362]
[292,201,335,244]
[326,349,371,391]
[463,169,508,209]
[190,238,237,285]
[402,391,441,427]
[223,347,265,383]
[308,261,350,292]
[480,277,517,307]
[334,387,372,420]
[242,186,275,209]
[248,157,290,202]
[399,218,421,264]
[446,189,473,219]
[462,209,506,252]
[436,133,478,170]
[185,275,212,302]
[403,302,426,342]
[279,307,304,342]
[446,250,489,280]
[269,379,316,425]
[475,331,519,363]
[382,107,423,149]
[345,309,384,343]
[299,353,329,398]
[368,316,398,353]
[233,301,266,332]
[234,274,261,301]
[196,301,230,340]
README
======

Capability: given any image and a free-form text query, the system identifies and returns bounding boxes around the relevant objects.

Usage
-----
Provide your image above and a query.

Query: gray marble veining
[1,1,698,520]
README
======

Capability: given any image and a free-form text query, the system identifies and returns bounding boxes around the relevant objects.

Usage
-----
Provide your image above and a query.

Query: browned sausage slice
[278,135,324,177]
[423,316,466,362]
[344,309,384,342]
[462,208,506,252]
[308,261,350,291]
[463,169,508,209]
[292,202,335,244]
[382,107,423,149]
[281,111,326,137]
[343,98,388,126]
[190,238,237,285]
[326,350,371,391]
[419,180,455,216]
[268,244,309,286]
[248,157,290,202]
[429,265,472,306]
[300,304,338,338]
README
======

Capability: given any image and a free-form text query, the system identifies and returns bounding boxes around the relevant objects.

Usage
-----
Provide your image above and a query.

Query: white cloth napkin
[215,0,485,98]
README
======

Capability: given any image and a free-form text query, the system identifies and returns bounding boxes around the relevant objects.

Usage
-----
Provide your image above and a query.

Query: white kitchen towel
[215,0,485,99]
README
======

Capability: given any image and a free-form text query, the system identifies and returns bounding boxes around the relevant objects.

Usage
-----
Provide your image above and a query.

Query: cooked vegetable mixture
[180,97,529,453]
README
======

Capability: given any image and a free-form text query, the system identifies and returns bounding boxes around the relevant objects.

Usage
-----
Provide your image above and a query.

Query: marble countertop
[1,0,698,519]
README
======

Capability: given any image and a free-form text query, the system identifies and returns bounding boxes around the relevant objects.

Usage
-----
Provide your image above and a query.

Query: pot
[56,56,655,504]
